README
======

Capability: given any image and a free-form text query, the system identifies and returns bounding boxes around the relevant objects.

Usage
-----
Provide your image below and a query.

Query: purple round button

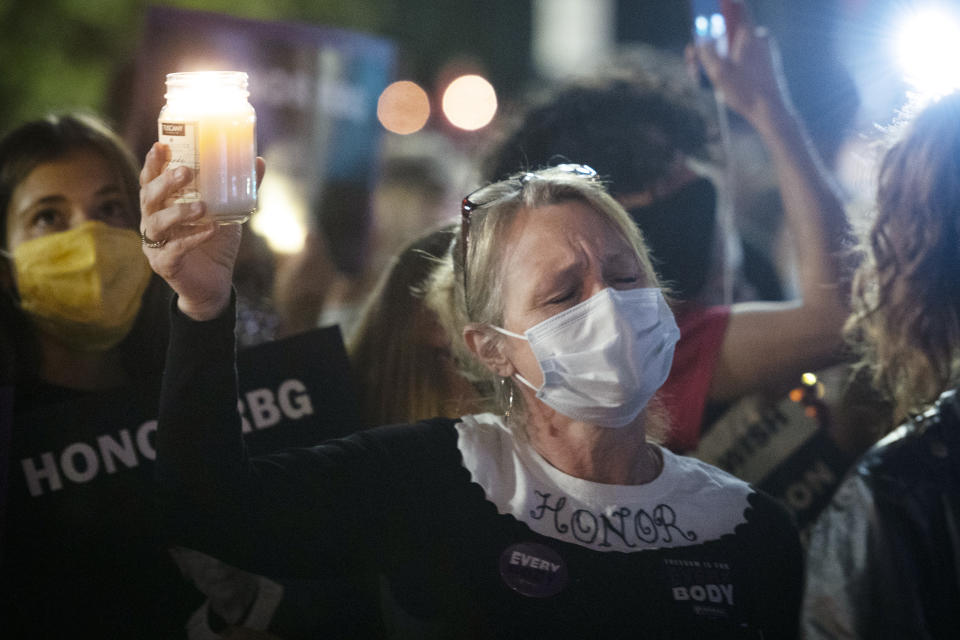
[499,542,569,598]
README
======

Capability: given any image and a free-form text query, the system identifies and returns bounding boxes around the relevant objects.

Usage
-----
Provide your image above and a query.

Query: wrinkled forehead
[498,201,643,281]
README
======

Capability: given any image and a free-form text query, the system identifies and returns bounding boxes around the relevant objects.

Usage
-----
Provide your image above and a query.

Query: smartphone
[691,0,728,56]
[690,0,746,57]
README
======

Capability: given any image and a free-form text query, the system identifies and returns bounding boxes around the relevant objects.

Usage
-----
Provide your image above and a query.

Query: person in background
[0,113,302,639]
[274,135,465,343]
[0,113,167,409]
[348,224,479,428]
[803,91,960,639]
[485,13,852,454]
[234,227,282,348]
[0,112,190,637]
[347,224,479,638]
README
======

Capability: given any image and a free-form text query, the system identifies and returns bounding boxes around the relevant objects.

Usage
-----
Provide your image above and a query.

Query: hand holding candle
[139,142,265,322]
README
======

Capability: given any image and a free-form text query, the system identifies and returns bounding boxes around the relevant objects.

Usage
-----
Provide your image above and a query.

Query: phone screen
[690,0,728,55]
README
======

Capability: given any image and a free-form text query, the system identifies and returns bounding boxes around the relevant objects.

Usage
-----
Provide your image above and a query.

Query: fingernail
[191,201,204,215]
[175,166,189,180]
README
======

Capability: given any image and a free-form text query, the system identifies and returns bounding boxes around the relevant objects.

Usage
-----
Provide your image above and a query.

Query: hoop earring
[502,378,515,420]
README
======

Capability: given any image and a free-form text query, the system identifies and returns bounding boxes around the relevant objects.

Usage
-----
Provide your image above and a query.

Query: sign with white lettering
[12,326,359,500]
[236,325,363,455]
[691,386,850,532]
[2,326,361,634]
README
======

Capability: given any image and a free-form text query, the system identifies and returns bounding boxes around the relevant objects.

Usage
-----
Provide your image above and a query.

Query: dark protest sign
[691,389,851,534]
[2,327,361,635]
[10,326,358,501]
[236,324,364,453]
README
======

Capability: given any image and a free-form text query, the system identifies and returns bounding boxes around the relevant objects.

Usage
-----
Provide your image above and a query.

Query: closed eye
[547,290,576,305]
[609,274,642,288]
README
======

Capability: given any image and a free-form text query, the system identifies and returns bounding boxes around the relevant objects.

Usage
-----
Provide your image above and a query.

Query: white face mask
[493,287,680,428]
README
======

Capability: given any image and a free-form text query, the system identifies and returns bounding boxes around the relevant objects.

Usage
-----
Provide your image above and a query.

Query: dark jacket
[802,388,960,639]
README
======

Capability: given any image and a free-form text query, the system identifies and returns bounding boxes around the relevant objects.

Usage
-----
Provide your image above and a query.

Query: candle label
[158,120,200,203]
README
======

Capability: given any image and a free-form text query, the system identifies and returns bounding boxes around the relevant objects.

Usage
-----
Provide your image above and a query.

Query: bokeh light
[694,16,709,38]
[377,80,431,134]
[895,6,960,99]
[251,174,308,254]
[709,13,726,40]
[441,74,498,131]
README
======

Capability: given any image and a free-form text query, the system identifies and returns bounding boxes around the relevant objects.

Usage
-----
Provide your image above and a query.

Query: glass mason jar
[157,71,257,224]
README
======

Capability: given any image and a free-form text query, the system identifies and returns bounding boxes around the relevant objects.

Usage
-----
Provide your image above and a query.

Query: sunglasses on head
[459,164,598,303]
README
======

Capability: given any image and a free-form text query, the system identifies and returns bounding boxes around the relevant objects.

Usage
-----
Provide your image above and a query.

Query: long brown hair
[846,92,960,420]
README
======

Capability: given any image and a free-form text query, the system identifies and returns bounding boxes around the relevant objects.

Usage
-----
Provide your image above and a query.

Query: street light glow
[441,74,498,131]
[895,6,960,99]
[377,80,431,135]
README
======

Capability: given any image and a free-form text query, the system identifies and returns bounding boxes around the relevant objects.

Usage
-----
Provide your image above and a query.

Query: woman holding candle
[143,25,809,633]
[145,158,803,638]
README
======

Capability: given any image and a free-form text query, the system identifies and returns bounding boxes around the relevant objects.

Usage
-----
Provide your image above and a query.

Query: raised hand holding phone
[692,2,793,133]
[691,0,744,58]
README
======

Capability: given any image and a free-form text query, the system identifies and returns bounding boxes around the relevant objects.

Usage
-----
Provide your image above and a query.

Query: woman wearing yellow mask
[0,112,166,407]
[0,112,184,637]
[0,113,364,640]
[0,114,289,639]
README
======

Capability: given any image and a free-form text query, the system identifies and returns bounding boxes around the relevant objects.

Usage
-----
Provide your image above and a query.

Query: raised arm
[695,11,853,401]
[142,147,421,580]
[142,146,324,571]
[141,141,259,550]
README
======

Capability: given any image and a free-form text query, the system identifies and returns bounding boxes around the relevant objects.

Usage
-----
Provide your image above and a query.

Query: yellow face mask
[10,220,152,351]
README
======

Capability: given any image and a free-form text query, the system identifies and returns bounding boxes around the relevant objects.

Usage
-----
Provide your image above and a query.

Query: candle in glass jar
[158,71,257,224]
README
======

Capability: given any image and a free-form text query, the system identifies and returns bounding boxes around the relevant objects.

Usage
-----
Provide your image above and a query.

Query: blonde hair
[434,166,667,438]
[348,225,478,425]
